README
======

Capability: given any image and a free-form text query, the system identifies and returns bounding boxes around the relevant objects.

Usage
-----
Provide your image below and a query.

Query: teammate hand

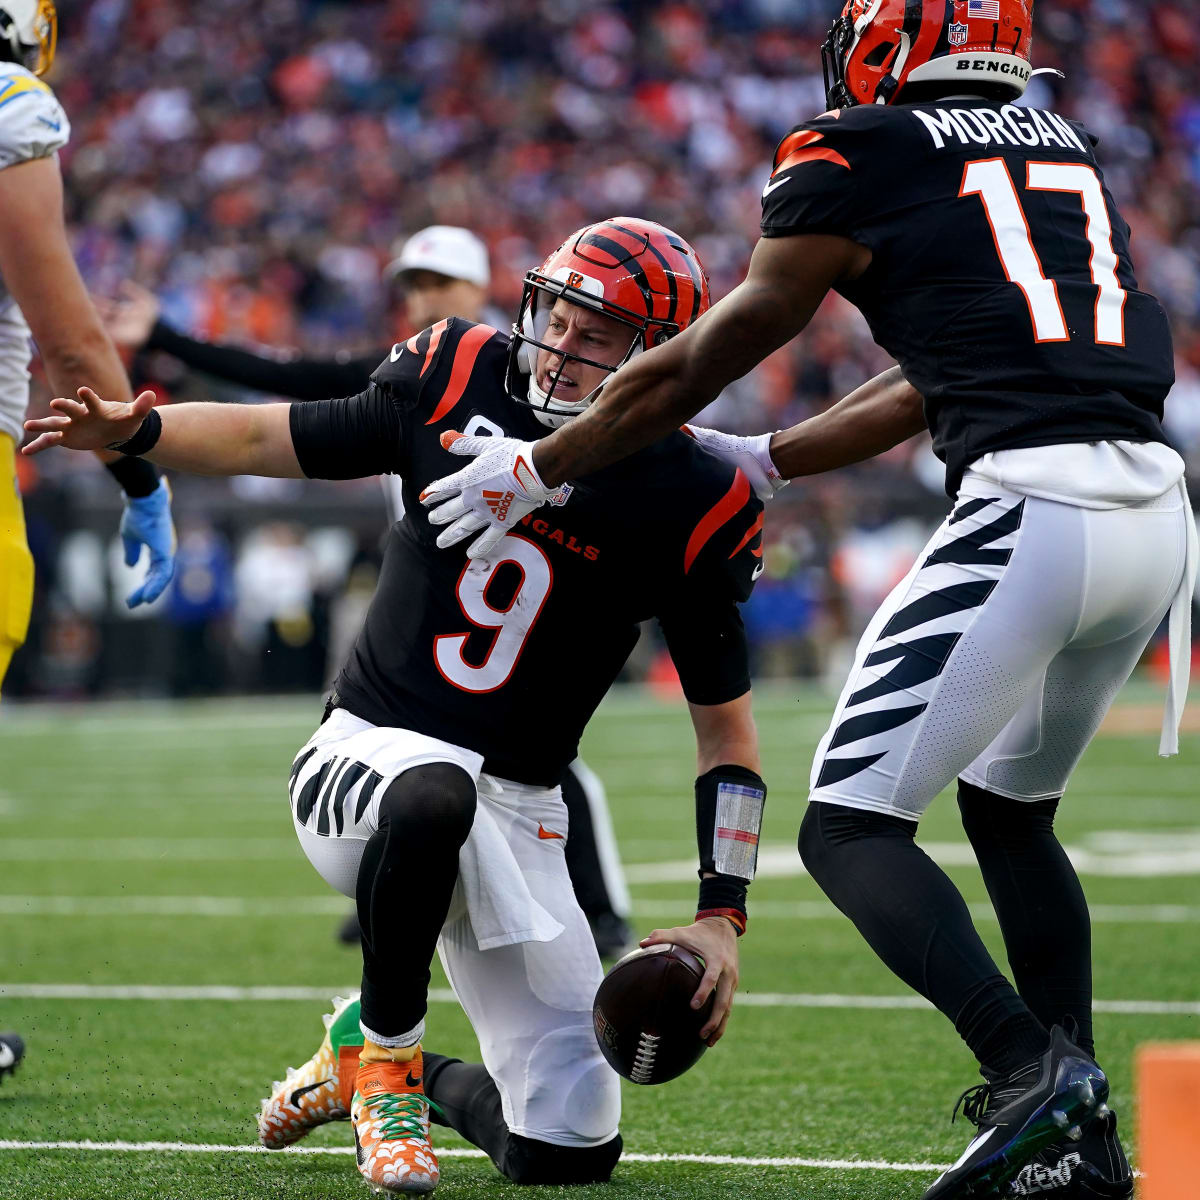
[23,386,157,455]
[119,478,177,608]
[420,431,567,561]
[640,916,740,1045]
[682,425,788,501]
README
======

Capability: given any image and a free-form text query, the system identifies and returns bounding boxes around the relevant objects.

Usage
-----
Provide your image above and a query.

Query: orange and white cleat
[258,993,363,1149]
[352,1049,439,1195]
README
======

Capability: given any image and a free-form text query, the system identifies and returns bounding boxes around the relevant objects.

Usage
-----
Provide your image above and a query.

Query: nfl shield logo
[949,22,968,46]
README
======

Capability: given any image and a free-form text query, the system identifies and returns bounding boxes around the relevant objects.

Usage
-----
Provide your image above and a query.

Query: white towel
[1160,478,1198,757]
[453,777,564,951]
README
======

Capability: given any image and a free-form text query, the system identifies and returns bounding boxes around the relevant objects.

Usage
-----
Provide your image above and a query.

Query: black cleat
[336,909,362,946]
[0,1032,25,1083]
[1006,1110,1132,1198]
[922,1026,1110,1200]
[588,912,632,960]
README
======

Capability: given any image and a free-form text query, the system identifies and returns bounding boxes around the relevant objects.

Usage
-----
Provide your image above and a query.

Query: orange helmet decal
[822,0,1034,110]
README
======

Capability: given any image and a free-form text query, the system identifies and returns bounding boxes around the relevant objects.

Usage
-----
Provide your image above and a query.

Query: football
[592,943,715,1085]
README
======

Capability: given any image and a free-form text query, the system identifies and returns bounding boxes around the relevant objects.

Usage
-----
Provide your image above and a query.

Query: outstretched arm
[24,387,304,477]
[24,381,408,481]
[531,233,870,486]
[683,364,927,493]
[770,365,926,478]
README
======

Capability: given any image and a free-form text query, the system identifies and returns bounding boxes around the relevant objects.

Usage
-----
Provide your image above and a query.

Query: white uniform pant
[288,712,620,1148]
[810,478,1191,819]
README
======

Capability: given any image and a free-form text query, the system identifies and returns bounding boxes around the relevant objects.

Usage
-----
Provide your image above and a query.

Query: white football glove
[683,425,788,501]
[420,431,566,561]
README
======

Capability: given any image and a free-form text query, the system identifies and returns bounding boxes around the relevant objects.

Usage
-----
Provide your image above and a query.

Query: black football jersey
[290,318,764,785]
[761,99,1173,495]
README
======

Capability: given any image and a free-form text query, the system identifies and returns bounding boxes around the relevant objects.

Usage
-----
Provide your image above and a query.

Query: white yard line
[0,896,347,916]
[626,841,1200,882]
[0,839,300,862]
[1,982,1196,1016]
[0,1139,950,1172]
[6,893,1200,925]
[0,984,458,1002]
[631,899,1200,924]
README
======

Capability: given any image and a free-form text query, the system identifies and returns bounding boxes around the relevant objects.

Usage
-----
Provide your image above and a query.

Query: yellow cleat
[258,994,362,1149]
[352,1050,439,1195]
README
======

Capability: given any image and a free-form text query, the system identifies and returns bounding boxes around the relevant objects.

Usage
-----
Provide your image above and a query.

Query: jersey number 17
[960,158,1126,347]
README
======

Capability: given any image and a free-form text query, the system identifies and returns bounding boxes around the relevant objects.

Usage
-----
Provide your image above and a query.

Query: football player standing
[419,4,1189,1197]
[24,219,769,1196]
[0,0,175,701]
[100,227,635,959]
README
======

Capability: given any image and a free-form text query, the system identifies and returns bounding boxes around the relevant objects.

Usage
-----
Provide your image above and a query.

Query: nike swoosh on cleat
[289,1079,330,1107]
[537,824,564,840]
[405,1070,421,1088]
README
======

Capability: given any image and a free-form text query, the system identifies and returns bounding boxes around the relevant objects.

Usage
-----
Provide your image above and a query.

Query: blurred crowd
[11,0,1200,698]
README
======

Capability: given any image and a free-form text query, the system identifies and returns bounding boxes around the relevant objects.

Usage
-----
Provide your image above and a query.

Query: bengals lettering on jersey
[290,319,764,785]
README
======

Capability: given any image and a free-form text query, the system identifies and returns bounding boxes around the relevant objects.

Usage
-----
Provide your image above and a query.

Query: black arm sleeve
[288,384,405,480]
[658,602,751,707]
[146,320,383,402]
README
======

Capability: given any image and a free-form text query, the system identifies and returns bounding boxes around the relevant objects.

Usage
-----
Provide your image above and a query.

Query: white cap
[385,225,490,288]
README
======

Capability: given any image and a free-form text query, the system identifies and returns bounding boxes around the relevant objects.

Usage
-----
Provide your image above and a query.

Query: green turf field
[1,682,1196,1198]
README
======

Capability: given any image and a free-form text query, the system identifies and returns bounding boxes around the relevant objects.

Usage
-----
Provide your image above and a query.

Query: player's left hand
[420,431,566,561]
[640,916,740,1045]
[682,424,788,501]
[119,478,177,608]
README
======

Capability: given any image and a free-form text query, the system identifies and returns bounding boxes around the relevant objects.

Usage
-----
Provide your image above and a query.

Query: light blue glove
[119,478,177,608]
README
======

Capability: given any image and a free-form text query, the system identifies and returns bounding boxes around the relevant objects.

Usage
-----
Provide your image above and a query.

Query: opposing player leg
[430,775,622,1184]
[0,433,33,696]
[561,758,633,958]
[275,712,483,1194]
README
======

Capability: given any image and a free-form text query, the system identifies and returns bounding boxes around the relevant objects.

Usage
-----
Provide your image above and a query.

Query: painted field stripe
[0,984,458,1003]
[0,896,348,917]
[0,839,303,861]
[734,994,1200,1016]
[7,893,1199,925]
[2,983,1197,1016]
[630,899,1200,925]
[626,841,1200,882]
[0,1140,951,1172]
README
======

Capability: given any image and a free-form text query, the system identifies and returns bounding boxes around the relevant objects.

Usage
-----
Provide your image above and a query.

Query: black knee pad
[498,1132,623,1186]
[378,762,477,844]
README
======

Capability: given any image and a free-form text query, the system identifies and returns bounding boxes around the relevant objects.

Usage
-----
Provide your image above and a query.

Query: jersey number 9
[434,536,553,693]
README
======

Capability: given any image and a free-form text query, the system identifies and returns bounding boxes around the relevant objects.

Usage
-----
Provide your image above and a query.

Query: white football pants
[810,477,1192,818]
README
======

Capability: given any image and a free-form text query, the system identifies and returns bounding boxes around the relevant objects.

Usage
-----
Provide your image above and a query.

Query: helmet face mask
[510,273,645,428]
[0,0,57,77]
[506,218,710,430]
[821,0,1033,111]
